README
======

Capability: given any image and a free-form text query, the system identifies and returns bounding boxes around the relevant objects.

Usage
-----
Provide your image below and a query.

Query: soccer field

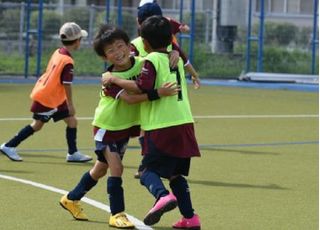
[0,84,318,230]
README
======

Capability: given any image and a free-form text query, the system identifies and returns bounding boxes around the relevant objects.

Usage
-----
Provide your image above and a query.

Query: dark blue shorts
[31,101,69,123]
[33,110,69,122]
[141,137,191,179]
[94,137,129,164]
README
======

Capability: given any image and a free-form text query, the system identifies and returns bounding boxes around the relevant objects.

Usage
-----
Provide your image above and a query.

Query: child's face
[103,40,131,70]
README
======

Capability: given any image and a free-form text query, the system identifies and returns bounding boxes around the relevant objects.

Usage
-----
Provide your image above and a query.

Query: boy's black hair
[140,15,172,50]
[93,24,130,57]
[137,2,162,25]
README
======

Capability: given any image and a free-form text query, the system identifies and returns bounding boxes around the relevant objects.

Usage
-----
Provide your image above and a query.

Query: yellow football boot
[109,212,135,229]
[59,194,88,221]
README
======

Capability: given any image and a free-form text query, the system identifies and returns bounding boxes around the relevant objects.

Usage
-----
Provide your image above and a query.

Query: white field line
[0,174,153,230]
[0,114,318,121]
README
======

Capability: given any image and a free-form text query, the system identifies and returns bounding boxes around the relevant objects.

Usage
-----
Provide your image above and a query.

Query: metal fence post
[89,4,95,45]
[179,0,184,46]
[245,0,253,73]
[189,0,195,65]
[36,0,43,77]
[24,0,31,78]
[257,0,265,72]
[105,0,110,23]
[19,2,25,55]
[117,0,122,27]
[311,0,318,74]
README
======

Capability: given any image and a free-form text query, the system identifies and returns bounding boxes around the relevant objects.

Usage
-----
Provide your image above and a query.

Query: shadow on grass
[19,153,65,159]
[0,169,32,174]
[188,179,288,190]
[201,147,280,155]
[23,160,95,167]
[153,227,174,230]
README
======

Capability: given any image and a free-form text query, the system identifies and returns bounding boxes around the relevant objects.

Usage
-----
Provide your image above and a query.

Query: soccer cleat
[0,143,23,161]
[109,212,135,229]
[143,193,177,226]
[59,194,88,221]
[66,151,92,162]
[172,214,201,229]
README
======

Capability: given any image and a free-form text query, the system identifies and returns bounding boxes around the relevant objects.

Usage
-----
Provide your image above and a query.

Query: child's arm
[102,72,141,93]
[118,82,179,104]
[170,43,200,89]
[168,17,190,34]
[185,63,200,89]
[179,24,190,33]
[64,84,76,115]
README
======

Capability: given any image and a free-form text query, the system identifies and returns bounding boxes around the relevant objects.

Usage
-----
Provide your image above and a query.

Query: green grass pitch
[0,83,318,230]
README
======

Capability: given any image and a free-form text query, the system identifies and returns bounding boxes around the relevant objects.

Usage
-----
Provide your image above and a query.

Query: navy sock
[170,176,194,218]
[140,170,169,200]
[68,172,97,200]
[107,177,124,215]
[6,125,34,147]
[66,127,77,154]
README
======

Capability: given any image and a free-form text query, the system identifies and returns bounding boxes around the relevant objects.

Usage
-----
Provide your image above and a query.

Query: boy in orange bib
[0,22,92,163]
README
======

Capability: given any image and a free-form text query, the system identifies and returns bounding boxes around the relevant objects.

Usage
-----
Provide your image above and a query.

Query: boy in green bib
[59,24,177,229]
[103,16,201,229]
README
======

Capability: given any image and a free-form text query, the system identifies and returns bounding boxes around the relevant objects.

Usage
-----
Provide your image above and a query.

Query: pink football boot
[143,193,177,226]
[172,214,201,229]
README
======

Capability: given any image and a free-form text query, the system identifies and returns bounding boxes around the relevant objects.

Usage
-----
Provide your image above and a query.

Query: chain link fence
[0,2,317,78]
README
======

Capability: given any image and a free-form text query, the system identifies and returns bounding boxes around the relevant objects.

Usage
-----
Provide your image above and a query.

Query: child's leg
[134,131,145,178]
[104,141,135,228]
[5,119,43,147]
[64,116,78,154]
[67,161,106,200]
[104,146,124,215]
[169,175,194,218]
[170,175,201,229]
[60,161,105,221]
[1,120,41,161]
[140,170,169,199]
[140,170,177,226]
[64,116,92,162]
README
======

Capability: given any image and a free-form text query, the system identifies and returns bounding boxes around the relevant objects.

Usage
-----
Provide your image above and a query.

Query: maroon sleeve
[172,42,188,65]
[169,18,182,35]
[136,60,157,92]
[61,63,74,84]
[103,84,123,99]
[130,44,139,56]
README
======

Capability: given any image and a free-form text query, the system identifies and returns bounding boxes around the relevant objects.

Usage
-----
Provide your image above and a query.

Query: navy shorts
[33,110,69,123]
[94,137,129,164]
[141,137,191,179]
[31,101,70,123]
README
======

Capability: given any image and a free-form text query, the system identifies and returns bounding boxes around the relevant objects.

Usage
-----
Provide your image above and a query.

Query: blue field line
[0,76,318,92]
[15,141,318,153]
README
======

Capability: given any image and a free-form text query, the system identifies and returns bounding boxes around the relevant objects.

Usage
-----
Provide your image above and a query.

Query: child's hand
[101,72,114,87]
[179,24,190,33]
[191,75,200,89]
[158,82,179,96]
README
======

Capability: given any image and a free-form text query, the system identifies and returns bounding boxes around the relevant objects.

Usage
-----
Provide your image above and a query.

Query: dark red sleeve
[172,42,188,65]
[136,60,157,92]
[130,44,139,56]
[169,18,182,35]
[102,84,123,99]
[61,63,74,84]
